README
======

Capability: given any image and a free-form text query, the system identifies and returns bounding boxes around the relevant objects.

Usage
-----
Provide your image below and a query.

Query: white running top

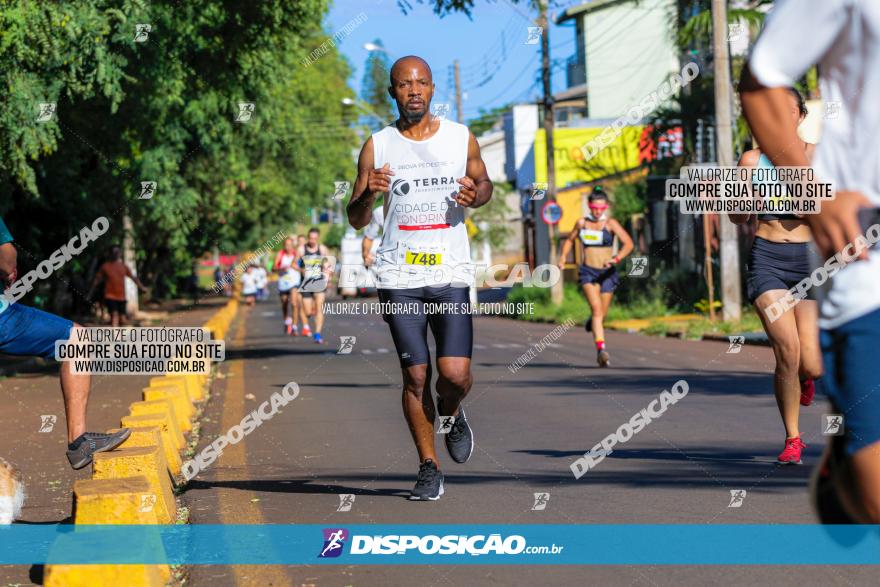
[276,251,301,291]
[364,206,384,241]
[371,119,473,289]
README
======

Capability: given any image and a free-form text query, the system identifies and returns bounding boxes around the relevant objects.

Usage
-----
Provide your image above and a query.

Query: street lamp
[363,42,387,53]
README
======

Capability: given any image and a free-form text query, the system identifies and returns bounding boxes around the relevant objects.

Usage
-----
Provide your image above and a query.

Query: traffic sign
[541,201,562,225]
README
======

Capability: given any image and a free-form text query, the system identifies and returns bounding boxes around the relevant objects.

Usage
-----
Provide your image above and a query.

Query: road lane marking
[218,312,293,587]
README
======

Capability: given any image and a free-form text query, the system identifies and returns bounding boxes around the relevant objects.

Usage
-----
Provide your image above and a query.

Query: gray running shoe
[66,429,131,470]
[444,407,474,464]
[598,349,610,367]
[409,459,444,501]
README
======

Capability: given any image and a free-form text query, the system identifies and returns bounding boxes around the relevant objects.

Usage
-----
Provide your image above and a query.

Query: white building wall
[584,0,680,119]
[477,131,507,183]
[503,104,539,190]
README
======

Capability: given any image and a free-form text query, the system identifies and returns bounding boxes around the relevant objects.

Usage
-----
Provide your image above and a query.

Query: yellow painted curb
[606,313,702,332]
[146,377,192,406]
[92,446,176,524]
[153,374,203,402]
[130,398,189,434]
[72,476,159,524]
[121,413,184,452]
[143,385,196,420]
[45,564,170,587]
[110,426,181,478]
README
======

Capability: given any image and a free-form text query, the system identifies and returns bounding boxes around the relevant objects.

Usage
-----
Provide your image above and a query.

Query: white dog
[0,457,24,524]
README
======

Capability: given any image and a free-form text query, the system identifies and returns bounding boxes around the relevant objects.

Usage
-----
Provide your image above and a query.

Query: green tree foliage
[467,104,509,138]
[468,188,512,249]
[0,0,357,306]
[396,0,534,18]
[360,39,395,127]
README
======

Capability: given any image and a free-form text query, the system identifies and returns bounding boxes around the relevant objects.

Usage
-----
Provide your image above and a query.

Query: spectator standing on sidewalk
[89,246,147,326]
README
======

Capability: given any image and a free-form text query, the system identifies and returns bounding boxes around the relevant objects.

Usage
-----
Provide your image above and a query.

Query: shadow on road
[223,346,336,361]
[184,478,409,498]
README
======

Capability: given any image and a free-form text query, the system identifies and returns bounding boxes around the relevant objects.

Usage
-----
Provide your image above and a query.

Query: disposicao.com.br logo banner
[317,527,563,559]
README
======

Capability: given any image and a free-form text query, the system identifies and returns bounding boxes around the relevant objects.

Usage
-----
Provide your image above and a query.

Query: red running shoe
[800,378,816,406]
[778,435,806,465]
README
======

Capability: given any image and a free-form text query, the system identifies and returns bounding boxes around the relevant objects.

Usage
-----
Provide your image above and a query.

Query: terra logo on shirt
[390,179,411,197]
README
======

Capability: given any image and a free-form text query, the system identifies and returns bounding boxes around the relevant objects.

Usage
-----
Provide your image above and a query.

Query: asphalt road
[185,295,874,587]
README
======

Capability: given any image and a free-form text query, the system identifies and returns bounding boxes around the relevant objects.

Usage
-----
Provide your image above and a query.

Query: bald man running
[347,56,493,501]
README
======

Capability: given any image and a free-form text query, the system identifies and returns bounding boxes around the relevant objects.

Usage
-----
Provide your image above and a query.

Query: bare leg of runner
[292,291,302,333]
[601,291,613,323]
[59,325,90,443]
[314,292,325,334]
[755,290,802,439]
[401,363,438,464]
[280,292,290,322]
[435,357,472,417]
[794,298,822,380]
[583,284,604,342]
[301,297,314,333]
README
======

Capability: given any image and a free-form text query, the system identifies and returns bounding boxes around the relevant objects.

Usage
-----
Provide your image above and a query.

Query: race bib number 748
[405,251,443,266]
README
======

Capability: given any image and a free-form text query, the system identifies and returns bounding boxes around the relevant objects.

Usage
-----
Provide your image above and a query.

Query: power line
[465,51,539,114]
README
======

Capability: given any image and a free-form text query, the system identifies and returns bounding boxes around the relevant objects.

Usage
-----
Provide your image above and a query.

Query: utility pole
[123,213,140,319]
[696,119,716,321]
[538,1,562,305]
[454,60,463,123]
[711,0,741,321]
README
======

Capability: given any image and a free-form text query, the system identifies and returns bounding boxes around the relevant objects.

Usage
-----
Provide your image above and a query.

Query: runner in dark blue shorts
[559,187,633,368]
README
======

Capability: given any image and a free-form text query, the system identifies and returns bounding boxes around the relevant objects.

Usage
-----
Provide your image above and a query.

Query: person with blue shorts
[0,216,129,469]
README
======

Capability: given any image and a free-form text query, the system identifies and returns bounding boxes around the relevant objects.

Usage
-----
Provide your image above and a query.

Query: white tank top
[276,251,301,291]
[371,119,473,289]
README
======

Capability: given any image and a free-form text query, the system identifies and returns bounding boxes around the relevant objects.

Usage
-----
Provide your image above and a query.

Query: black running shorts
[377,285,473,368]
[746,237,813,303]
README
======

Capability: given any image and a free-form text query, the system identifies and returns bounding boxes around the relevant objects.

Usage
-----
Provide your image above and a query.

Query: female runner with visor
[559,187,633,367]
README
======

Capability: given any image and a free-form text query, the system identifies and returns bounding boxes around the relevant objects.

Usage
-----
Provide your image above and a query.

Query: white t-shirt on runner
[276,251,301,292]
[365,206,384,241]
[371,119,473,289]
[255,266,268,289]
[241,271,258,295]
[749,0,880,329]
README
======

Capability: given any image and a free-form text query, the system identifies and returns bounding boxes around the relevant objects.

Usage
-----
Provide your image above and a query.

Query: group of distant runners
[239,230,333,345]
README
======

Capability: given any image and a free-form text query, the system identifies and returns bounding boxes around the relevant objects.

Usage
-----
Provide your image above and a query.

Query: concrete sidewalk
[0,298,225,586]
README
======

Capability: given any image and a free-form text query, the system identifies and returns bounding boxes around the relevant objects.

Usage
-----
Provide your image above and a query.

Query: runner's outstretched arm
[348,136,392,229]
[454,131,492,209]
